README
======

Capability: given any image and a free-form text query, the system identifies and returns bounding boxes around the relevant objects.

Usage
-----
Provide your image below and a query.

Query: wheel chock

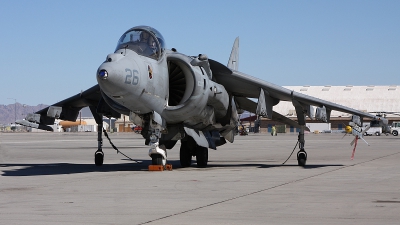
[148,164,173,171]
[165,164,172,171]
[148,165,164,171]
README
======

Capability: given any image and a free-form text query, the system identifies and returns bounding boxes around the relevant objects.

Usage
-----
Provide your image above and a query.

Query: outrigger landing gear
[95,150,104,166]
[95,123,104,166]
[297,126,307,167]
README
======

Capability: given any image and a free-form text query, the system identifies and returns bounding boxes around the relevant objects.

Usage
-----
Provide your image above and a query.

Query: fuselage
[97,48,169,115]
[96,26,231,128]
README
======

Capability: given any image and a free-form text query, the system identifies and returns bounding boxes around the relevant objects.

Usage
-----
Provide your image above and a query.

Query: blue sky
[1,0,399,105]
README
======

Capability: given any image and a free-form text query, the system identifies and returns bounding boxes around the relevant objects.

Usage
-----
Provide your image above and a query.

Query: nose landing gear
[148,114,168,168]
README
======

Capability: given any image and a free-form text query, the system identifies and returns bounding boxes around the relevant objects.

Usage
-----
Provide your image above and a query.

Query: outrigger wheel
[297,149,307,167]
[297,127,307,167]
[95,150,104,166]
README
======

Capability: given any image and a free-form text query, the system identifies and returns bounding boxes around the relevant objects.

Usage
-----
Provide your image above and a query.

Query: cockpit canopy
[115,26,165,60]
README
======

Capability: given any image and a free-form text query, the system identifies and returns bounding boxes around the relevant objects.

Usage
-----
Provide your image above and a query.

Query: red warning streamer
[351,135,358,160]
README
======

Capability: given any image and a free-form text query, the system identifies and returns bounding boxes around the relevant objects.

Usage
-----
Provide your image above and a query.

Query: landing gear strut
[297,126,307,167]
[148,127,167,167]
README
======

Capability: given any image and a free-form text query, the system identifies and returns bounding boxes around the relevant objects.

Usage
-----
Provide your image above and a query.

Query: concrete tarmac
[1,132,399,224]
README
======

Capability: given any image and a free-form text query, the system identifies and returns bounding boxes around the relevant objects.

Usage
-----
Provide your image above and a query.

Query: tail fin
[227,37,239,70]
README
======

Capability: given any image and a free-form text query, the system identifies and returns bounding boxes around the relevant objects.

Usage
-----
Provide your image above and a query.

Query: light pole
[8,98,17,132]
[8,98,17,124]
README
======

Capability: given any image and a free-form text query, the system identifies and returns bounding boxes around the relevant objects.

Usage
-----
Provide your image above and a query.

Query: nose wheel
[151,152,167,166]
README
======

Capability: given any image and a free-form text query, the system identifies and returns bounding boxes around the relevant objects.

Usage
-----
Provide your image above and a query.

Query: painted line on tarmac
[1,139,91,144]
[138,151,400,225]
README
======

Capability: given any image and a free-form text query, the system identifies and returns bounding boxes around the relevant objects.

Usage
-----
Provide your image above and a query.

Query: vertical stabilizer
[227,37,239,71]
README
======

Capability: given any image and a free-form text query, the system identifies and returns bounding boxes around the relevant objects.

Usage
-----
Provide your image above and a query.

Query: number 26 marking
[124,68,139,85]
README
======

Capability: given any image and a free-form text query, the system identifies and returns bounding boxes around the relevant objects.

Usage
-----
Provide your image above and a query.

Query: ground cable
[282,141,299,165]
[102,128,142,164]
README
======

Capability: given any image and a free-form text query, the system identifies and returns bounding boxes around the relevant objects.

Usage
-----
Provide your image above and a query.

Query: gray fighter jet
[17,26,387,168]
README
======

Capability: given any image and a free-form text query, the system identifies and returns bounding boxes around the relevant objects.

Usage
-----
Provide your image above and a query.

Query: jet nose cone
[96,50,142,97]
[97,52,127,81]
[96,62,128,96]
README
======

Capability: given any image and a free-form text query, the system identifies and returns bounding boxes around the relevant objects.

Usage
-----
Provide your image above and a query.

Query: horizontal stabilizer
[16,120,38,129]
[16,120,53,131]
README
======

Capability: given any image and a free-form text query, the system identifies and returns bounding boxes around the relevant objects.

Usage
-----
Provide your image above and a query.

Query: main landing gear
[179,136,208,168]
[296,126,307,167]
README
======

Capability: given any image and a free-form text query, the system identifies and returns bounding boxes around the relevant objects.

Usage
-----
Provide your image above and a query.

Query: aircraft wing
[235,96,310,131]
[17,85,107,131]
[209,59,376,120]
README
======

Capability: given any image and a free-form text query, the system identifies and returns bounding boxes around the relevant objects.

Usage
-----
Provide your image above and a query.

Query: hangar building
[253,85,400,133]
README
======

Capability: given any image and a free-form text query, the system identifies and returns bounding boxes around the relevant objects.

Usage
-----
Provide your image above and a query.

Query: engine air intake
[168,61,187,106]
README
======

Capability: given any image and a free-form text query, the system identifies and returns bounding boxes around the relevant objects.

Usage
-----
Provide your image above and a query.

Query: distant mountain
[0,104,94,125]
[0,103,48,125]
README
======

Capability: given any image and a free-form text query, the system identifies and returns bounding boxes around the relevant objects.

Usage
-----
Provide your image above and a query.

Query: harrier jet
[17,26,387,168]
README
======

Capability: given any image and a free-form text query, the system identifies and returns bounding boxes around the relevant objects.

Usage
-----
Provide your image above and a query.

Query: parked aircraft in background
[17,26,387,168]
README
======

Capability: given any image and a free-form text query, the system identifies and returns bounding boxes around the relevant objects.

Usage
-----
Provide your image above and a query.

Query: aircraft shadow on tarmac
[206,162,344,170]
[0,160,343,176]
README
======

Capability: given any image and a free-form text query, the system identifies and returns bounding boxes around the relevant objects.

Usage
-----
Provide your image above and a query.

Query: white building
[274,85,400,117]
[253,85,400,133]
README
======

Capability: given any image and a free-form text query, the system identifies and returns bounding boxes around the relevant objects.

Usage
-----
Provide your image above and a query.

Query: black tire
[393,130,398,136]
[375,132,381,136]
[95,151,104,166]
[151,154,163,165]
[196,146,208,168]
[180,141,192,167]
[297,150,307,167]
[298,158,306,167]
